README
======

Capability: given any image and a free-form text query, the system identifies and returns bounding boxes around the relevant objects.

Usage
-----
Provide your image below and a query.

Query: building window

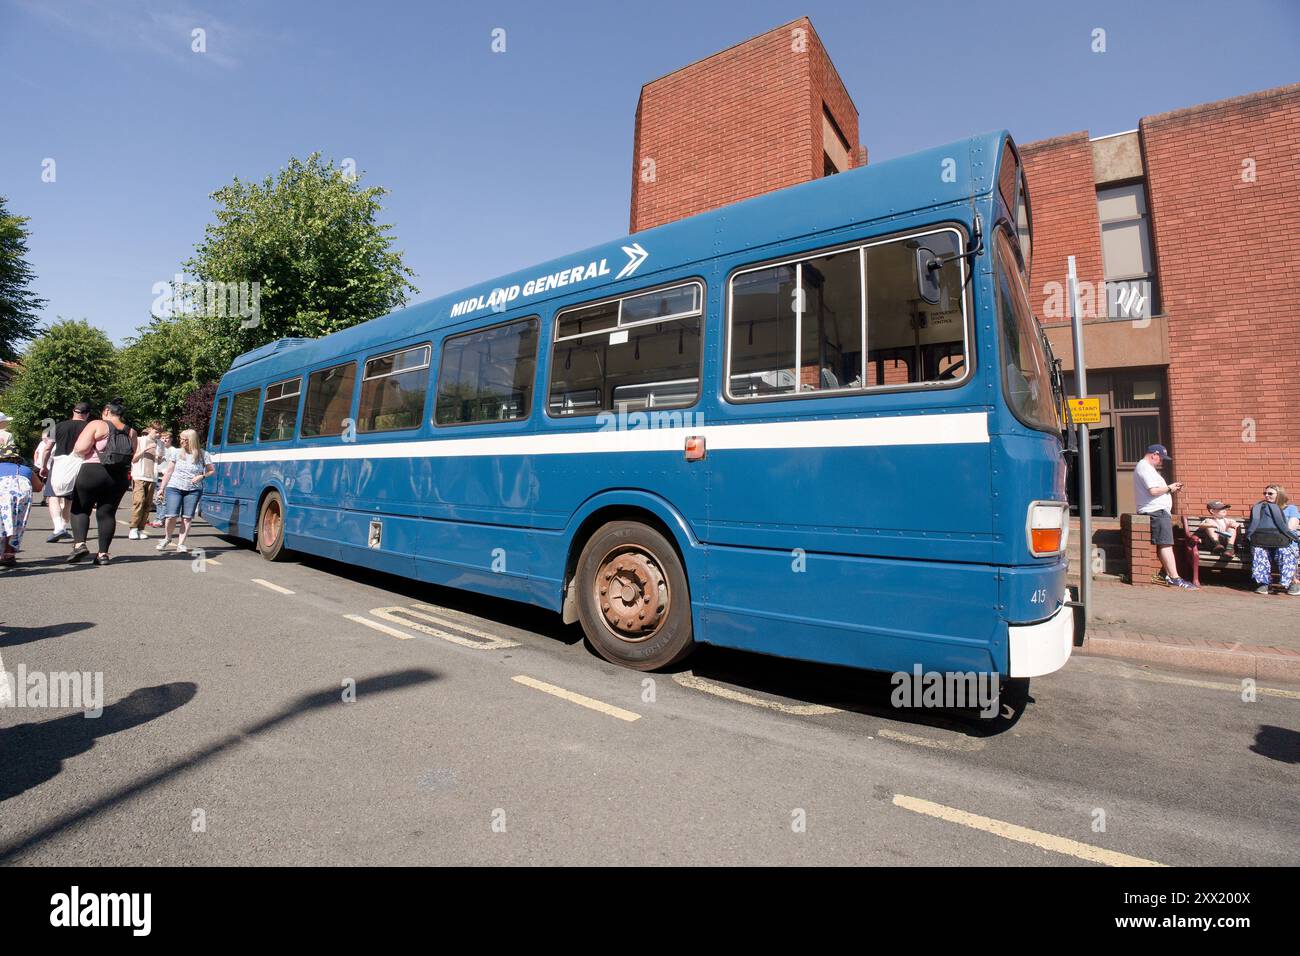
[301,362,357,438]
[1097,182,1159,318]
[548,281,703,416]
[436,318,539,425]
[358,344,431,433]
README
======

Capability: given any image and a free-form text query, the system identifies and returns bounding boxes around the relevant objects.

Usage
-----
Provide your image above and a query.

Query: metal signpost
[1067,256,1092,629]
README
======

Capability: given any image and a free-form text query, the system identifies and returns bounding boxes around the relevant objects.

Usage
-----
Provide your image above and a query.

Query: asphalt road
[2,505,1297,866]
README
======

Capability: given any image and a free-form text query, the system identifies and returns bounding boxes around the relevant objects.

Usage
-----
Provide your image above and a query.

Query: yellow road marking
[205,559,221,566]
[672,672,841,715]
[876,727,985,752]
[370,606,519,649]
[251,578,294,595]
[344,613,414,640]
[1111,667,1300,701]
[512,675,641,722]
[892,794,1166,867]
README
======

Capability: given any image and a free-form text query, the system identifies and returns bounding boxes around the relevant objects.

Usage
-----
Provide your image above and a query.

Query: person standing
[1133,443,1196,589]
[0,437,43,565]
[0,411,12,446]
[1246,484,1300,595]
[67,398,135,566]
[128,421,161,539]
[156,428,214,554]
[41,401,92,542]
[149,430,174,528]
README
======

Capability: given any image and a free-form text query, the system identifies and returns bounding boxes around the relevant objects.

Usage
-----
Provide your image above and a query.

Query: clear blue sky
[2,0,1296,344]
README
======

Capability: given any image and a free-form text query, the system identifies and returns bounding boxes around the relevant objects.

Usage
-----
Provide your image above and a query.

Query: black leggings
[71,463,130,553]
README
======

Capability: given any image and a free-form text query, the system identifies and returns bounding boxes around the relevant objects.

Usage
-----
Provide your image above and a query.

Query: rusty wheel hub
[595,548,668,642]
[262,503,281,546]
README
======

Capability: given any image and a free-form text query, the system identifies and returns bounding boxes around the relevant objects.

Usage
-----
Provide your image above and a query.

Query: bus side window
[728,229,968,400]
[226,389,261,445]
[548,281,703,416]
[210,395,229,447]
[435,318,538,426]
[259,377,302,442]
[302,362,358,438]
[357,345,431,433]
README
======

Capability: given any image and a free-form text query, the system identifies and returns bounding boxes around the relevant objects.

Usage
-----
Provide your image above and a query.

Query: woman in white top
[155,428,215,553]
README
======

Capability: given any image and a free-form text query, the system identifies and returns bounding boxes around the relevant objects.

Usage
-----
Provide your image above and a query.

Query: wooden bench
[1178,515,1250,587]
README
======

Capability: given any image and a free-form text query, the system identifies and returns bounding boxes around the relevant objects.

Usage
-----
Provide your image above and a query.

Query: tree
[116,315,223,430]
[1,319,117,451]
[178,380,218,443]
[183,153,418,371]
[0,196,47,362]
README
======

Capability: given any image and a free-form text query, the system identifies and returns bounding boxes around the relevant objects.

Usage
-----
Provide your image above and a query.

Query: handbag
[50,454,82,497]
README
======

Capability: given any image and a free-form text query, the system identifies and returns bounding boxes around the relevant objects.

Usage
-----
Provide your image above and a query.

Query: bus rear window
[358,344,430,433]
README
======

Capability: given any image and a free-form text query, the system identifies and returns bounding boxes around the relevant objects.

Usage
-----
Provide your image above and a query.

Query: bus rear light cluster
[1027,502,1069,557]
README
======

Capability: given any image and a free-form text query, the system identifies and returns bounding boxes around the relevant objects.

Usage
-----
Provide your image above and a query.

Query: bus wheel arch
[570,515,695,671]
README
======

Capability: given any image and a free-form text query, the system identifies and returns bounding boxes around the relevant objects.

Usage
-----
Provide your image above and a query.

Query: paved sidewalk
[1079,578,1300,681]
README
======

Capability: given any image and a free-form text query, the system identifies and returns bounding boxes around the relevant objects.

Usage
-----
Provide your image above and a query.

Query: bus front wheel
[257,491,288,562]
[575,521,694,671]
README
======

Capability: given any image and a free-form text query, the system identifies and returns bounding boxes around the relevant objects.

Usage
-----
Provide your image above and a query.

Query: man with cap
[1134,443,1195,589]
[39,401,92,542]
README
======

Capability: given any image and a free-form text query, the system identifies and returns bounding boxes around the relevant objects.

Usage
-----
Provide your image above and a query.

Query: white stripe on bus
[210,411,989,464]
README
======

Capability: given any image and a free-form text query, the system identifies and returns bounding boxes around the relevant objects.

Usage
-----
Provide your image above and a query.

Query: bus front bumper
[1007,593,1074,677]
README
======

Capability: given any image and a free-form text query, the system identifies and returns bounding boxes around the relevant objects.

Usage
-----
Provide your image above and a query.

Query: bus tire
[256,491,289,562]
[575,520,694,671]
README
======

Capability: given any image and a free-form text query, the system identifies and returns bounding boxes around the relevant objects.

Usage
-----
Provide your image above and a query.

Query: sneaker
[93,553,111,566]
[156,540,172,552]
[1168,577,1196,590]
[175,543,188,554]
[137,530,149,539]
[1256,584,1271,594]
[67,544,90,564]
[46,529,70,543]
[128,529,140,540]
[1287,583,1300,596]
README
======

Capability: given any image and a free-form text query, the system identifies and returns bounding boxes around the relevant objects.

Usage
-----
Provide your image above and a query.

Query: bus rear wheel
[257,491,288,562]
[575,521,694,671]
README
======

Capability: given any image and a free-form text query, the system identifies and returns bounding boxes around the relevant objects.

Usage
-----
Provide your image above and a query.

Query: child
[1199,499,1241,553]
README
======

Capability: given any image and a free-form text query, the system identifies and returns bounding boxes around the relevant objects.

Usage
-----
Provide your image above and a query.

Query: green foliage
[115,315,224,429]
[1,319,117,451]
[183,152,418,371]
[0,196,47,362]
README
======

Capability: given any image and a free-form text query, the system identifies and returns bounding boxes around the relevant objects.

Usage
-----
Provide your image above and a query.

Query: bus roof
[222,130,1014,388]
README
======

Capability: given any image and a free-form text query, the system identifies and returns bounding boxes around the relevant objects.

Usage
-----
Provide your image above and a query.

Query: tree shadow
[0,668,438,862]
[1251,725,1300,764]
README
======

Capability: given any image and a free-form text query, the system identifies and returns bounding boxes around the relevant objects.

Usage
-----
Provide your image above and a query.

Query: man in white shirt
[1134,443,1192,588]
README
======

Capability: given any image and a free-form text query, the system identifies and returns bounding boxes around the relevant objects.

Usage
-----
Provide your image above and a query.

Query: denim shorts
[165,486,202,519]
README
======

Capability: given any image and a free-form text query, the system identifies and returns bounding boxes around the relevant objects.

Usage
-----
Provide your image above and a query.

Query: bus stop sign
[1066,398,1101,424]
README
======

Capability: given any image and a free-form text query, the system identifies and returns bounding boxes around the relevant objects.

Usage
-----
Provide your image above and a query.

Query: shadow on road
[1251,725,1300,764]
[0,619,94,649]
[0,682,197,803]
[0,668,439,862]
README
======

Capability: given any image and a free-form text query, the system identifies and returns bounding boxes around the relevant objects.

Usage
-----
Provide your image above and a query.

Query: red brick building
[630,20,1299,526]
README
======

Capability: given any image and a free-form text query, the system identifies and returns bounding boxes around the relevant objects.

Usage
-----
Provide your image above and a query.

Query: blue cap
[1146,443,1171,461]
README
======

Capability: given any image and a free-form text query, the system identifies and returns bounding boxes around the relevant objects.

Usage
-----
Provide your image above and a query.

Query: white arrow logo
[616,242,649,280]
